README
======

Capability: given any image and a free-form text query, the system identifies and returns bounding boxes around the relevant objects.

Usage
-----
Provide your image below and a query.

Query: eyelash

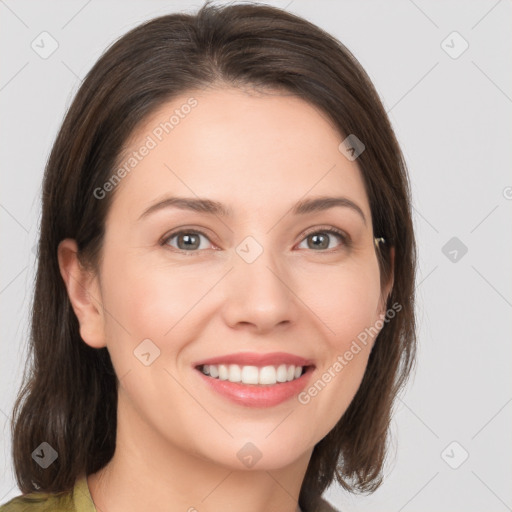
[160,226,351,255]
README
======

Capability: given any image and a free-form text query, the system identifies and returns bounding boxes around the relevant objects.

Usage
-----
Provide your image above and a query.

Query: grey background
[1,1,511,510]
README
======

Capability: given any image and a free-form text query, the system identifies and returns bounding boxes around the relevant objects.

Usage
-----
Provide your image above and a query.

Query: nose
[220,245,299,334]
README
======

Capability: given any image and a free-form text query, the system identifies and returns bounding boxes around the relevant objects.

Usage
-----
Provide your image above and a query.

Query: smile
[193,352,316,408]
[199,363,304,385]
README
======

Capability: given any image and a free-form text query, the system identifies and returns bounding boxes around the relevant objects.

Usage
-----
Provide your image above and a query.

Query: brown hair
[10,2,416,510]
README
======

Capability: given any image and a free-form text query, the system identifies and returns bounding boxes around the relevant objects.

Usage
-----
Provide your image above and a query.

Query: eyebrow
[138,195,367,225]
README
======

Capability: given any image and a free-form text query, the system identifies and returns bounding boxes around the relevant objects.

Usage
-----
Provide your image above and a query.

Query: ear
[378,245,395,318]
[57,239,106,348]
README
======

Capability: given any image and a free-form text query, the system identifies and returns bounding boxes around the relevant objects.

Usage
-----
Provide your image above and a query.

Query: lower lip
[195,366,315,408]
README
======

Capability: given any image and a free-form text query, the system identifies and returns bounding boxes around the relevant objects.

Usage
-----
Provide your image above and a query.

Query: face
[65,86,392,471]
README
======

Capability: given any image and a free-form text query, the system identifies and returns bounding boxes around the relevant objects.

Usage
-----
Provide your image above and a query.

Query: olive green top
[0,475,339,511]
[0,475,95,512]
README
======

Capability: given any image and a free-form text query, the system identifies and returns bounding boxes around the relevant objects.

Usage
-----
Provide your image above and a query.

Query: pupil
[180,234,199,250]
[310,233,328,250]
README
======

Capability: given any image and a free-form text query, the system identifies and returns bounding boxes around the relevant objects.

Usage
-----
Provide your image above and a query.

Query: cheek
[293,260,382,435]
[99,253,212,363]
[298,258,382,347]
[97,257,208,428]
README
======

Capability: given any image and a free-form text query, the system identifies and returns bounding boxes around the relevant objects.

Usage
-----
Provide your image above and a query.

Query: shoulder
[0,490,74,512]
[0,475,95,512]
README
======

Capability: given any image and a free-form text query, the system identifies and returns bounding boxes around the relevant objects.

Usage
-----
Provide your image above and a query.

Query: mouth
[196,363,311,385]
[192,352,316,408]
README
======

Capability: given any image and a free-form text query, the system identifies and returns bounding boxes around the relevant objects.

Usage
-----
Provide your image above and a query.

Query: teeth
[218,364,229,380]
[200,364,304,385]
[259,366,276,385]
[228,364,241,382]
[241,365,259,384]
[276,364,288,382]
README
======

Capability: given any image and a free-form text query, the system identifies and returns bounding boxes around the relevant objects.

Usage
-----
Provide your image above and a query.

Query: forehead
[108,86,371,224]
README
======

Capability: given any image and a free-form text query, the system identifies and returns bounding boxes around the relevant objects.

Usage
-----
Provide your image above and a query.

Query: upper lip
[193,352,315,368]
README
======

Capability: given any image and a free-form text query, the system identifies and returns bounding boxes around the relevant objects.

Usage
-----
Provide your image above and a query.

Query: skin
[58,86,393,512]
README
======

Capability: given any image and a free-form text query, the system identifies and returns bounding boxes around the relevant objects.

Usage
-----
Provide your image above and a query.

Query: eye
[296,227,349,251]
[162,230,214,252]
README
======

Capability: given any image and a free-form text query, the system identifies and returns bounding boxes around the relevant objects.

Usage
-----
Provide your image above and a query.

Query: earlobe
[57,239,106,349]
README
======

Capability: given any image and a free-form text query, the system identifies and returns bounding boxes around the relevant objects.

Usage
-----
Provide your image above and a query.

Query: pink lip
[192,352,316,408]
[192,351,314,368]
[195,365,315,408]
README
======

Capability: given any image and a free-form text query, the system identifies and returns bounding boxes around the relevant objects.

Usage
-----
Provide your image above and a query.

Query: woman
[1,2,416,511]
